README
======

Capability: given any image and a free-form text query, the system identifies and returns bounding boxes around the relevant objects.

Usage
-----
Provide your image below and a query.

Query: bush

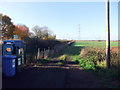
[78,57,96,70]
[77,46,119,86]
[72,55,79,64]
[79,47,119,70]
[59,54,69,61]
[80,47,106,67]
[24,37,62,63]
[110,47,120,69]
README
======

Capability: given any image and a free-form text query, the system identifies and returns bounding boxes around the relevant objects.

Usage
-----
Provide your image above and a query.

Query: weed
[57,62,64,66]
[58,54,69,61]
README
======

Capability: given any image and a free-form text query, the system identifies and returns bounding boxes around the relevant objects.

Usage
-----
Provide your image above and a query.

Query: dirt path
[2,60,103,88]
[2,42,120,88]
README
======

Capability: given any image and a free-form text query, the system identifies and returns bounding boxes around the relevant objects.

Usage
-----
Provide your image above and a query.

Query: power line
[78,24,80,40]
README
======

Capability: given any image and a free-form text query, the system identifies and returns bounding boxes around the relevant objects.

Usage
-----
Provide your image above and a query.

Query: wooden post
[106,0,110,69]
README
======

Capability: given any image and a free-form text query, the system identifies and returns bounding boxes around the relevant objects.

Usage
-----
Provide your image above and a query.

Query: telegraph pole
[106,0,110,69]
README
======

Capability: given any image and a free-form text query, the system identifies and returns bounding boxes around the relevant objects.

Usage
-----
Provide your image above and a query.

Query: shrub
[110,47,120,68]
[79,47,119,69]
[72,55,79,64]
[76,57,96,70]
[59,54,69,61]
[80,47,106,67]
[77,46,119,84]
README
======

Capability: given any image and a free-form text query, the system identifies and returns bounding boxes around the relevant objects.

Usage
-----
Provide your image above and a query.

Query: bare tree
[32,25,42,38]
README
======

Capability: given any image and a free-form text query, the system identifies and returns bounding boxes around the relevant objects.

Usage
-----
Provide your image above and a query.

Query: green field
[73,41,119,48]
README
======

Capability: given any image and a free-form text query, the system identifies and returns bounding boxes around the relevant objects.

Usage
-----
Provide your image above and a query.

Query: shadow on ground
[2,43,104,88]
[2,60,103,88]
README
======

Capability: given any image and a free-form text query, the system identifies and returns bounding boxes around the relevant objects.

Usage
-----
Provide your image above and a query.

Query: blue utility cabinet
[2,40,25,77]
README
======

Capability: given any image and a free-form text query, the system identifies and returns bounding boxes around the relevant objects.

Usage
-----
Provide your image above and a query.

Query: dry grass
[80,46,119,69]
